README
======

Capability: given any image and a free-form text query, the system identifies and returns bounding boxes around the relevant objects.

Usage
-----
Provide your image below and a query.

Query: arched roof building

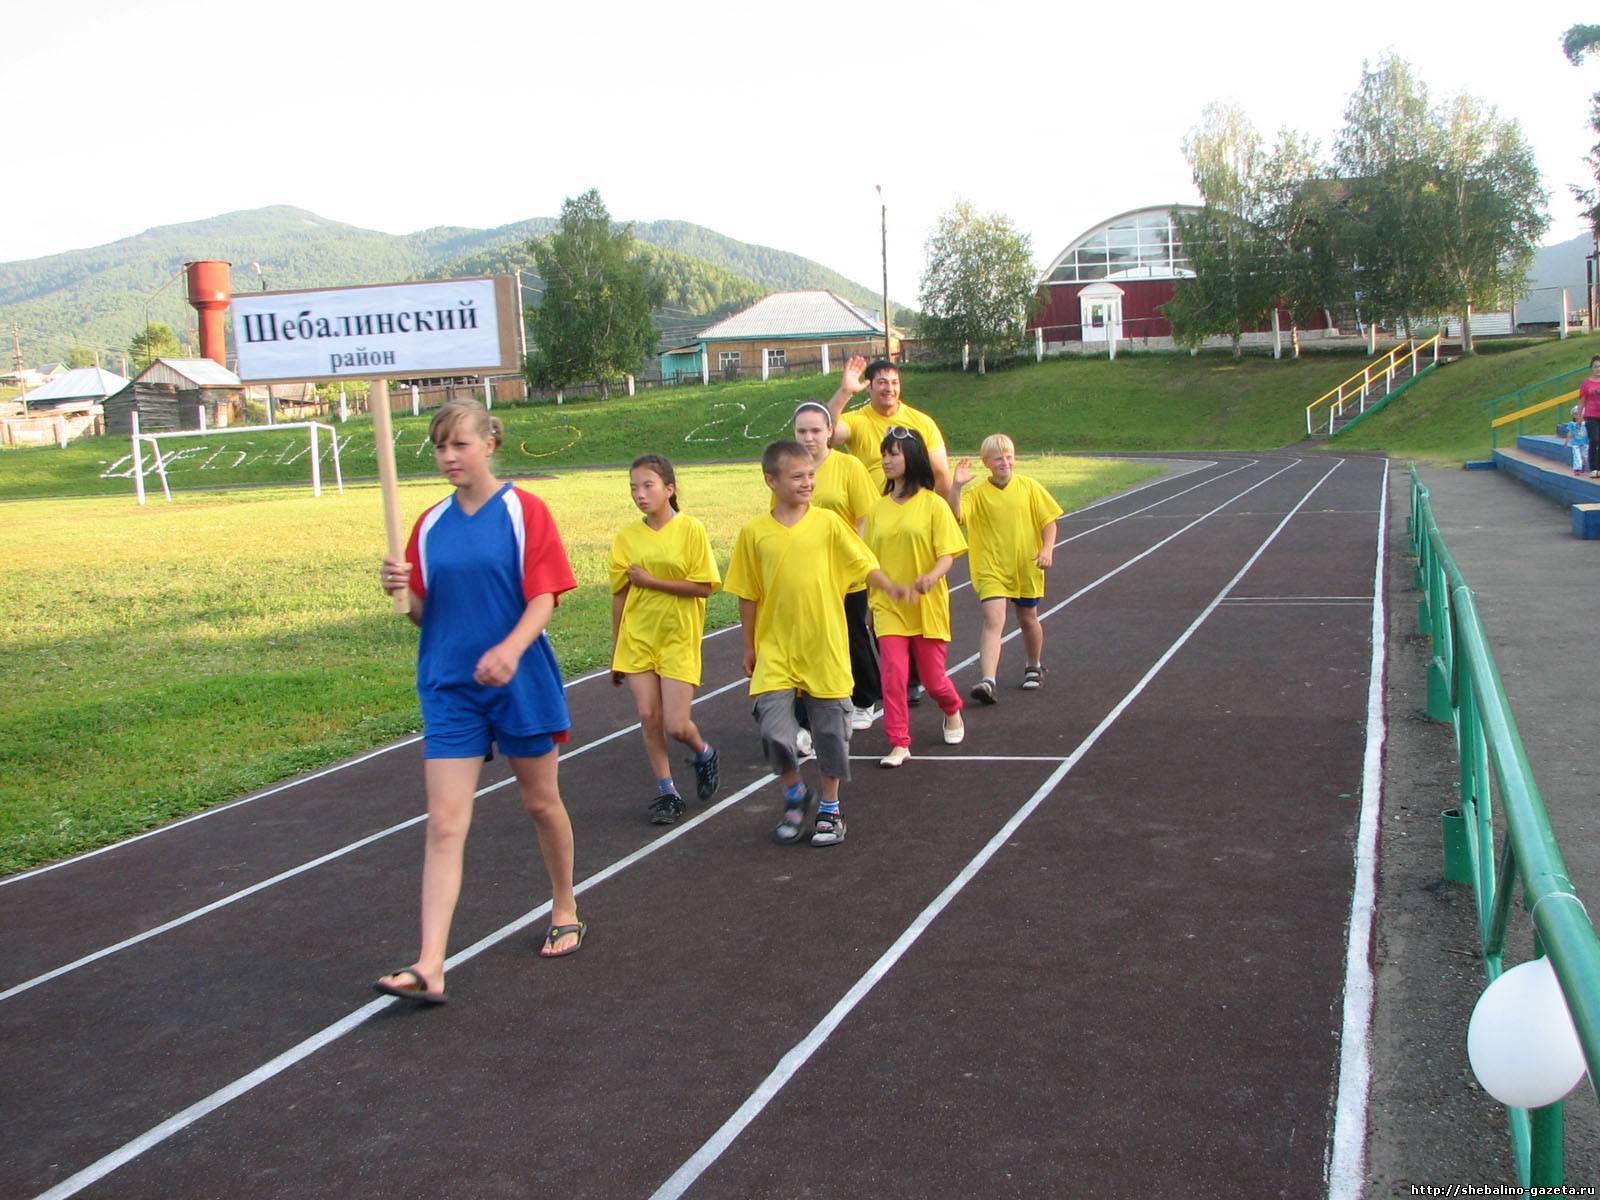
[1029,204,1331,348]
[1030,205,1197,346]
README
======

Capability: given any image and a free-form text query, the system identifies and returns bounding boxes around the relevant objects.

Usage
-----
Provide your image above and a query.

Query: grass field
[0,350,1374,500]
[0,455,1158,874]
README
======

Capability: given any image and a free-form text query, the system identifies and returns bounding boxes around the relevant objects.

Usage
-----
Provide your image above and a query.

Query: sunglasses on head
[887,426,914,440]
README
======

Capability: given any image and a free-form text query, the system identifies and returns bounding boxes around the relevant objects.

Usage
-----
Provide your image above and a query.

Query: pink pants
[878,635,962,748]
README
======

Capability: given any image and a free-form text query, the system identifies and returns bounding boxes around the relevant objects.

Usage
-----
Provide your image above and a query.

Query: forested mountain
[0,206,883,365]
[432,240,768,347]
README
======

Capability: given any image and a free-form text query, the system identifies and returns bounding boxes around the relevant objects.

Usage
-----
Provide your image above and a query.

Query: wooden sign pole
[369,378,409,614]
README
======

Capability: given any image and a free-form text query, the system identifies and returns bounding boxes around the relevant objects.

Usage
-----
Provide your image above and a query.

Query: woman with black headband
[789,400,881,731]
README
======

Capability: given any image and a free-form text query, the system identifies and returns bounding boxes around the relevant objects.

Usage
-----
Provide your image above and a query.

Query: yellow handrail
[1305,333,1442,435]
[1490,389,1579,430]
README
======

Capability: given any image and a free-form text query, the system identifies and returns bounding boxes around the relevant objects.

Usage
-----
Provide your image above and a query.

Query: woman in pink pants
[864,426,967,767]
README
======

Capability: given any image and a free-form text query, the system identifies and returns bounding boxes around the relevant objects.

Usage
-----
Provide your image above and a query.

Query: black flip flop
[373,967,448,1005]
[541,922,587,958]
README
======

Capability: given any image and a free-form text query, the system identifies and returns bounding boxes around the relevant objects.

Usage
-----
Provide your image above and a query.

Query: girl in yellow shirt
[864,427,968,767]
[609,455,722,824]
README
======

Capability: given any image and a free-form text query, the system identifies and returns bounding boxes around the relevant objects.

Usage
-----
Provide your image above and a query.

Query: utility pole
[876,185,891,361]
[10,321,22,378]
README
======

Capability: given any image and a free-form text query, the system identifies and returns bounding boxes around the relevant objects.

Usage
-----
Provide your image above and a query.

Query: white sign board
[231,276,518,383]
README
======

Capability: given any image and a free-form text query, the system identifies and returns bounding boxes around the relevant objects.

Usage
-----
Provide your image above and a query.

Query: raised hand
[953,458,975,488]
[841,355,869,395]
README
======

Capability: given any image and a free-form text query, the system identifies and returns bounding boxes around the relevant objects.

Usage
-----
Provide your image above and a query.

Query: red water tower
[185,260,232,368]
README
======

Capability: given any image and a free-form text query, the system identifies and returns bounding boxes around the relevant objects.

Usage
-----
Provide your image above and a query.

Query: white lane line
[846,754,1070,763]
[651,457,1349,1200]
[0,673,752,1004]
[3,457,1277,996]
[1326,458,1388,1200]
[0,655,652,888]
[1052,460,1259,547]
[3,457,1234,889]
[32,769,782,1200]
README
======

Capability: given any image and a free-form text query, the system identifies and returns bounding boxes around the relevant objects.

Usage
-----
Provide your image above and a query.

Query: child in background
[950,434,1064,701]
[724,440,906,846]
[374,398,583,1005]
[610,454,722,825]
[1565,405,1590,476]
[865,426,968,768]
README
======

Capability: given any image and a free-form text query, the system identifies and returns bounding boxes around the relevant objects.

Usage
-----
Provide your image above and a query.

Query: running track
[1,452,1388,1199]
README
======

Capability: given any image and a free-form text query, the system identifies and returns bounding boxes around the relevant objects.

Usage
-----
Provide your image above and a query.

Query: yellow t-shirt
[724,507,880,698]
[770,449,876,591]
[843,401,946,491]
[609,513,721,685]
[864,488,968,640]
[960,474,1065,601]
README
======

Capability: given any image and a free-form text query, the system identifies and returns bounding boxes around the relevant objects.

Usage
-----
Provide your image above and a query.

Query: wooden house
[103,358,245,435]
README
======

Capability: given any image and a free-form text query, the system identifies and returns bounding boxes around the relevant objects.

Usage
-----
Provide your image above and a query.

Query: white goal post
[129,412,345,505]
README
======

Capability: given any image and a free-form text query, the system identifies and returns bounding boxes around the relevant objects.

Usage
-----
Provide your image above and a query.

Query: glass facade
[1045,209,1194,283]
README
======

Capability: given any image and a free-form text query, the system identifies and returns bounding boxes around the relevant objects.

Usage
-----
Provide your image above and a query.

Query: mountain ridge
[0,205,886,365]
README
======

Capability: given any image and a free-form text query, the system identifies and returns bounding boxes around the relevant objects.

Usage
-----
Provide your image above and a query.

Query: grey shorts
[753,691,852,781]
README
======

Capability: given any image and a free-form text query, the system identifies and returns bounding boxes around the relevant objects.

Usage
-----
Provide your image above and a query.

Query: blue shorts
[422,689,564,760]
[979,594,1043,609]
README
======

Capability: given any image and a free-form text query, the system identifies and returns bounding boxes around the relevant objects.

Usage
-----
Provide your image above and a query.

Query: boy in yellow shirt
[950,434,1064,702]
[725,440,907,846]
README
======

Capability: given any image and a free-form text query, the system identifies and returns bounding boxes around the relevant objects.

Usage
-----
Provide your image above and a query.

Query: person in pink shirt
[1581,356,1600,480]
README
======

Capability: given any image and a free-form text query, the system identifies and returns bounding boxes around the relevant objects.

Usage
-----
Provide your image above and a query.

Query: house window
[765,348,786,368]
[719,352,741,369]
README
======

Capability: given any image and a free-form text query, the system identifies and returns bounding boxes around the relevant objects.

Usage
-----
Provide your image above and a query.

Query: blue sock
[657,777,678,797]
[818,799,840,816]
[694,744,714,763]
[785,781,806,803]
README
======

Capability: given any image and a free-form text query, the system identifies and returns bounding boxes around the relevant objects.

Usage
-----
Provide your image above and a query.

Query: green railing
[1487,367,1588,449]
[1408,466,1600,1188]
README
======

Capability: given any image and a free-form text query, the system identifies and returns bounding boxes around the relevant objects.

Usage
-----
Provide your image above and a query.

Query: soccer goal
[128,412,345,505]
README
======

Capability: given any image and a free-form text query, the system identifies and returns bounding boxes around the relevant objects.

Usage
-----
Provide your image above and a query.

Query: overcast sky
[3,0,1594,301]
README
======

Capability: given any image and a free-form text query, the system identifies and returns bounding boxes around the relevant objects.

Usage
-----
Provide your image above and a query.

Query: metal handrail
[1486,367,1590,448]
[1407,465,1600,1189]
[1307,334,1442,435]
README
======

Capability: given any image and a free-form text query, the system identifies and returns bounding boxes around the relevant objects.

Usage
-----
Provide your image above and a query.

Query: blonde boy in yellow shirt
[950,434,1064,702]
[725,440,908,846]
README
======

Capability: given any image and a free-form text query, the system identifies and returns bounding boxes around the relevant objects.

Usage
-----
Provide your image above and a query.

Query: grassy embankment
[1331,334,1600,463]
[0,456,1155,874]
[0,350,1373,501]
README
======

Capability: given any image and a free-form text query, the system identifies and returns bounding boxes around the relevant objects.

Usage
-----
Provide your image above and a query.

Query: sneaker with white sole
[879,745,912,768]
[795,727,814,757]
[810,811,846,846]
[850,705,875,731]
[943,713,965,745]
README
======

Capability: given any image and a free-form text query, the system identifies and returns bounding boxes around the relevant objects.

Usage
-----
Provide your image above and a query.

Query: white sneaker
[850,706,875,731]
[943,713,965,745]
[796,728,814,757]
[879,745,912,768]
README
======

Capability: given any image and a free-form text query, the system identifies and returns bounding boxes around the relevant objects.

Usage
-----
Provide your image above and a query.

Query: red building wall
[1030,280,1332,342]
